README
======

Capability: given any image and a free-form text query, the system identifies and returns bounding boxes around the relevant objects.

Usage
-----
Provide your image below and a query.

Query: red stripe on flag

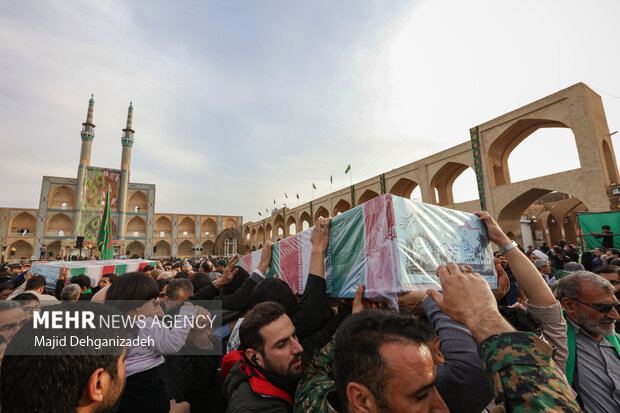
[102,265,116,275]
[241,255,252,273]
[364,195,395,296]
[279,235,301,294]
[138,262,148,271]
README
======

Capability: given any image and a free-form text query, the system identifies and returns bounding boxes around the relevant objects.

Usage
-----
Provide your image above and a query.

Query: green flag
[312,183,317,190]
[345,164,351,174]
[97,186,114,259]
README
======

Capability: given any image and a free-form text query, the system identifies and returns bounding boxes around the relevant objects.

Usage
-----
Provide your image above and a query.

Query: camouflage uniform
[480,332,581,412]
[295,331,582,413]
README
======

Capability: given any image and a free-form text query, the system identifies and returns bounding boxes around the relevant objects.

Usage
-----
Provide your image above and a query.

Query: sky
[1,0,620,223]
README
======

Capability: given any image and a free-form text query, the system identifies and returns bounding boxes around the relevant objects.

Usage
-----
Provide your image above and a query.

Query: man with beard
[557,272,620,412]
[222,301,304,412]
[0,303,128,413]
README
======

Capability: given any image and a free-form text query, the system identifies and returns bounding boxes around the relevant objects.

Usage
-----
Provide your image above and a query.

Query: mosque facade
[0,97,243,263]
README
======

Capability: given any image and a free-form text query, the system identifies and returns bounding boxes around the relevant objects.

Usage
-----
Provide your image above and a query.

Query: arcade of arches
[243,83,618,252]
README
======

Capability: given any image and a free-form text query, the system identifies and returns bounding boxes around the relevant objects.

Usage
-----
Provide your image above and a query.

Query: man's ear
[244,348,263,368]
[430,336,445,365]
[346,381,376,413]
[37,286,45,294]
[84,367,108,403]
[561,297,576,314]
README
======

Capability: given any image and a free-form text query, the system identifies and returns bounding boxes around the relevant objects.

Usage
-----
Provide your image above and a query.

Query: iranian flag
[239,194,496,303]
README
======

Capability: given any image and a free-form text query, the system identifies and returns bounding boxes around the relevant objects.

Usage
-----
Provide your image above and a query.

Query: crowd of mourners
[0,213,617,413]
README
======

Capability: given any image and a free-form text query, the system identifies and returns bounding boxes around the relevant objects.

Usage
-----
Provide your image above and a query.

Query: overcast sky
[1,0,619,222]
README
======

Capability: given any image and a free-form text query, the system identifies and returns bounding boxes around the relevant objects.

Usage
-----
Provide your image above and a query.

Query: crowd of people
[0,214,617,412]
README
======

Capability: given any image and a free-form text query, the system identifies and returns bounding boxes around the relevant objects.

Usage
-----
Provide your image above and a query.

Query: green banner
[577,212,620,250]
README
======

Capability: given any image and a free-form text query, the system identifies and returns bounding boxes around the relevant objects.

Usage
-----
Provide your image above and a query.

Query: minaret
[117,102,135,240]
[73,94,96,235]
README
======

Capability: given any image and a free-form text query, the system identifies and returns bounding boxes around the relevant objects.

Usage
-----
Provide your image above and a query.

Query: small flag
[285,193,288,198]
[258,211,262,216]
[312,183,317,190]
[296,193,299,199]
[330,175,333,184]
[97,186,114,260]
[345,164,351,174]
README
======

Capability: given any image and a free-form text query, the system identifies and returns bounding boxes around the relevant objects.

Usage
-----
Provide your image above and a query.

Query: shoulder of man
[479,332,581,412]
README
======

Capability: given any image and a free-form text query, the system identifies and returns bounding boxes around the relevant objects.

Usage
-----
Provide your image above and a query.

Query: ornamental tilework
[380,173,386,195]
[470,126,487,211]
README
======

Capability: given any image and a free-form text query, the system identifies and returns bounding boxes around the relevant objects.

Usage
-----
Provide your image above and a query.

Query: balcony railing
[45,231,72,237]
[9,232,35,238]
[47,202,74,210]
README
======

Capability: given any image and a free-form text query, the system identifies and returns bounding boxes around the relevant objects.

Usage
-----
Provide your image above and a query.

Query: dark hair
[166,279,194,300]
[0,282,15,293]
[221,266,250,296]
[594,264,620,276]
[239,301,286,353]
[172,262,183,270]
[12,293,38,303]
[0,303,126,413]
[25,275,46,291]
[106,272,159,313]
[201,260,214,273]
[189,272,212,292]
[174,270,190,279]
[70,274,91,290]
[102,273,119,284]
[333,310,432,409]
[498,306,543,336]
[142,265,154,273]
[156,279,170,292]
[251,279,296,316]
[602,225,611,230]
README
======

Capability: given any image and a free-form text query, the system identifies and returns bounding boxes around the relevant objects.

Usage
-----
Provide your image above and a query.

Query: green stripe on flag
[70,267,85,276]
[115,264,127,275]
[328,205,365,296]
[266,243,281,278]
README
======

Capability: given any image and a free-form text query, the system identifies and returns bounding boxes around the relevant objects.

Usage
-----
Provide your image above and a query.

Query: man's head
[534,259,551,276]
[515,286,528,306]
[557,271,620,339]
[610,249,620,259]
[333,310,448,413]
[61,284,82,302]
[251,278,297,316]
[165,278,194,301]
[594,247,604,257]
[0,282,15,300]
[70,274,92,292]
[216,259,227,271]
[602,225,611,233]
[497,254,507,268]
[239,302,303,380]
[164,263,172,271]
[142,265,154,276]
[99,273,118,289]
[25,275,46,294]
[0,303,127,413]
[554,248,565,259]
[0,301,26,343]
[10,265,21,275]
[12,293,40,321]
[594,265,620,292]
